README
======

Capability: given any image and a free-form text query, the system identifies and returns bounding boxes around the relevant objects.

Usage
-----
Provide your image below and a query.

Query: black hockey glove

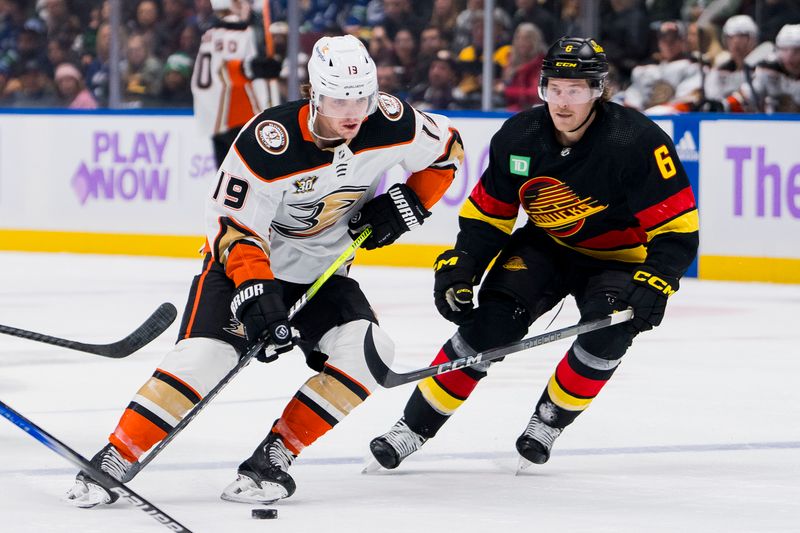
[230,280,293,362]
[243,56,282,79]
[616,266,679,333]
[433,249,478,325]
[348,183,431,250]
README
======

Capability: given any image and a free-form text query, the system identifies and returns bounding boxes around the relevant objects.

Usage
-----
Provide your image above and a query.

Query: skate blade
[220,475,286,505]
[361,458,383,474]
[515,456,533,475]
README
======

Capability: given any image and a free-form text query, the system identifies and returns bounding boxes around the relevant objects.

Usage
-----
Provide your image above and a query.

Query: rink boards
[0,109,797,283]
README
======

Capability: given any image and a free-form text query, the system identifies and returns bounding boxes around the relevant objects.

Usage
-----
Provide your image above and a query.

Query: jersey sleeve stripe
[645,209,699,240]
[459,197,517,234]
[433,128,465,166]
[470,179,519,218]
[550,235,648,263]
[226,240,274,286]
[575,226,647,250]
[634,186,697,230]
[406,167,456,209]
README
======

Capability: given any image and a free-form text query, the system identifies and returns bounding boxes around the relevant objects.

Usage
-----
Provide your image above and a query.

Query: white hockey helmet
[209,0,232,10]
[307,35,378,119]
[722,15,758,38]
[776,24,800,49]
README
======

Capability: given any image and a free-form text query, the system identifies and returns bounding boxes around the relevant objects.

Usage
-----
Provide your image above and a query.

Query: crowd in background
[1,0,799,112]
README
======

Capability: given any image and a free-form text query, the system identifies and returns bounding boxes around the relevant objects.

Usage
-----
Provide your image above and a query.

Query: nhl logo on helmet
[256,120,289,155]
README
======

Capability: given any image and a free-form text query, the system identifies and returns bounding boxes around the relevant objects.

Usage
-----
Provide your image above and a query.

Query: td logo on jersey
[509,155,530,176]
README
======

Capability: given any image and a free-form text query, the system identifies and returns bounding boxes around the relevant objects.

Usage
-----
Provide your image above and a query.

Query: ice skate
[221,429,296,504]
[515,413,562,472]
[64,443,132,508]
[365,417,427,472]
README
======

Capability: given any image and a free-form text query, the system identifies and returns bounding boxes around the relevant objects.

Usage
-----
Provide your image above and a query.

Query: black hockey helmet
[539,37,608,104]
[541,37,609,80]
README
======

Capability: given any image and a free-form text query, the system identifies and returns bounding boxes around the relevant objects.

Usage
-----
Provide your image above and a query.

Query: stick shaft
[366,310,633,388]
[0,400,191,532]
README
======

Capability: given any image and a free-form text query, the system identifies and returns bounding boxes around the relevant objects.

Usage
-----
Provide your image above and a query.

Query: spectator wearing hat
[158,51,193,106]
[3,57,59,107]
[623,20,703,112]
[54,61,97,108]
[409,48,460,110]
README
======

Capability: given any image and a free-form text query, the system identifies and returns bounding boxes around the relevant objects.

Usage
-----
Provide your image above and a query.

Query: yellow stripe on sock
[418,377,463,415]
[546,375,592,411]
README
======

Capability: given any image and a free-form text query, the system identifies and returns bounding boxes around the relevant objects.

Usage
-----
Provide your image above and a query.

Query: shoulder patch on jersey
[255,120,289,155]
[377,92,404,121]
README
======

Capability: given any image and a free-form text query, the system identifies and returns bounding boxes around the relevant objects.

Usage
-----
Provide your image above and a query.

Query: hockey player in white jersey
[64,34,463,507]
[192,0,281,166]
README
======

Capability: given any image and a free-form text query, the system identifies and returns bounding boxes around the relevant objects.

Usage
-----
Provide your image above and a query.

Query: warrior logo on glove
[348,183,430,250]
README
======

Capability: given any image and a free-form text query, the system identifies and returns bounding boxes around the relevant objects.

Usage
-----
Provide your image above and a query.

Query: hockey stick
[0,303,178,358]
[123,228,372,481]
[0,399,191,532]
[364,309,634,388]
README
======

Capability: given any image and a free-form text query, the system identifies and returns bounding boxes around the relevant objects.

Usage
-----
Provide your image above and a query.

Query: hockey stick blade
[365,309,634,388]
[123,228,373,481]
[0,302,178,358]
[0,399,191,532]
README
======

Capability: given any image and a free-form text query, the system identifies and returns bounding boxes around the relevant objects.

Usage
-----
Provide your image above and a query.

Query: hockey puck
[252,508,278,519]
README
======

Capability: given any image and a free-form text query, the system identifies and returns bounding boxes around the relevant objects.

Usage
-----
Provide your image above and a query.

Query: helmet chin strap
[567,103,597,133]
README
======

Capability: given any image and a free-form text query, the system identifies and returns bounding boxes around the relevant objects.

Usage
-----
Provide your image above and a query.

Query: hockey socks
[403,334,487,438]
[533,342,621,428]
[274,364,370,455]
[110,368,202,462]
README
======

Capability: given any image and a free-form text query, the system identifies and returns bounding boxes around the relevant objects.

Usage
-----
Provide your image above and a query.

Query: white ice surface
[1,252,799,532]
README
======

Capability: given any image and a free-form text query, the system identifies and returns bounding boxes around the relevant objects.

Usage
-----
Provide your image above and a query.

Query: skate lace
[266,436,295,472]
[522,414,562,450]
[382,418,427,460]
[99,446,131,482]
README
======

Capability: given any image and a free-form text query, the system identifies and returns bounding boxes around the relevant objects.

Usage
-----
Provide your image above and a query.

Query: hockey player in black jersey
[369,36,699,470]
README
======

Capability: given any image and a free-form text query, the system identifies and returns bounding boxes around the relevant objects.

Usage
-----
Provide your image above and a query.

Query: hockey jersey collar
[543,102,606,157]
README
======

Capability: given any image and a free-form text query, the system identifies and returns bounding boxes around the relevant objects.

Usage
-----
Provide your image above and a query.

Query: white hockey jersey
[205,93,464,285]
[191,19,274,137]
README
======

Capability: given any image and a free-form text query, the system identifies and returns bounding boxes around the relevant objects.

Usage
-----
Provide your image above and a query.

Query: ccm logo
[555,61,577,67]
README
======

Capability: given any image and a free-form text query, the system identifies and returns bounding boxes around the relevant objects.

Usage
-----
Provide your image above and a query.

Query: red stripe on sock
[554,354,608,398]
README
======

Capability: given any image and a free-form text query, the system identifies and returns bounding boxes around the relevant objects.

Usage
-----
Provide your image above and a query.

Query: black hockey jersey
[456,101,698,280]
